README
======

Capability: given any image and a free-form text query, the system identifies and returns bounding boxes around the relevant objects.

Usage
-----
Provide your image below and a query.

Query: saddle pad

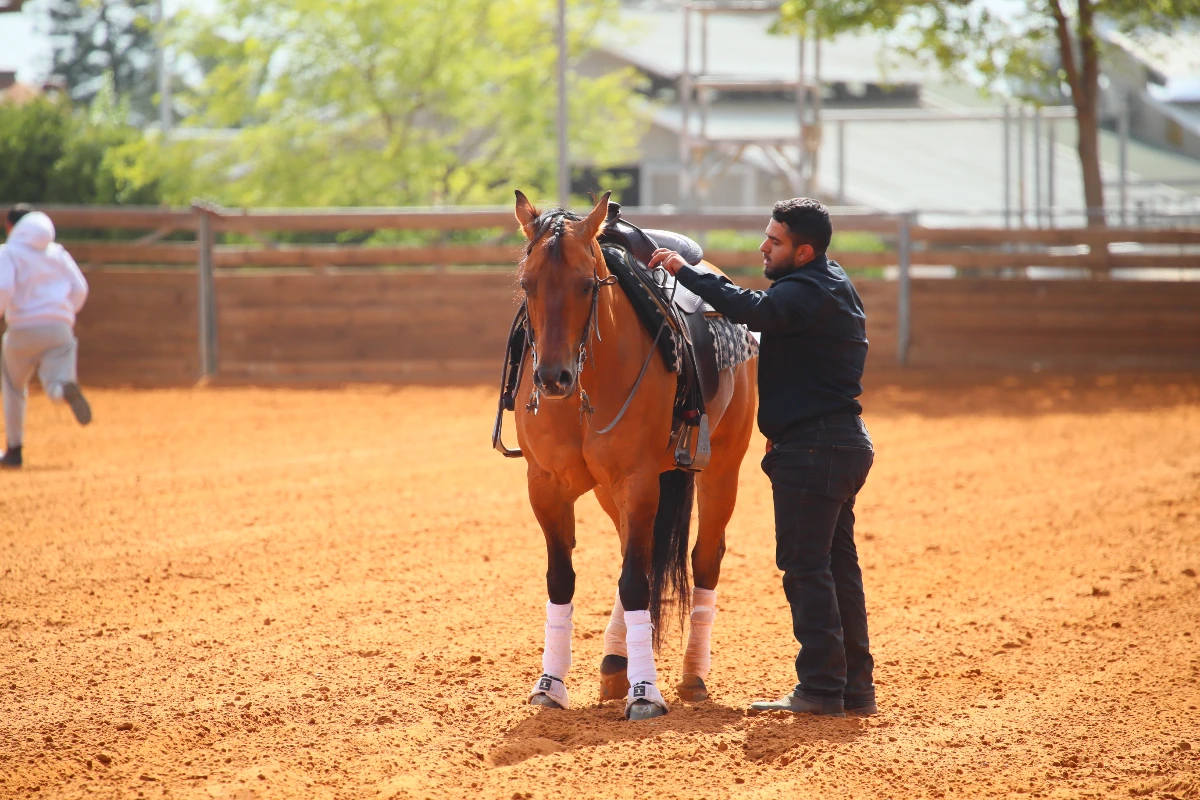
[706,316,759,372]
[601,244,683,373]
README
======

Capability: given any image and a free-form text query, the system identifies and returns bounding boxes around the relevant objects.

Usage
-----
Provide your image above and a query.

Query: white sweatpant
[2,323,78,447]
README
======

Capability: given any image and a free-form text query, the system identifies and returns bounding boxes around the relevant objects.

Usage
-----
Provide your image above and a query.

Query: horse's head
[515,189,611,399]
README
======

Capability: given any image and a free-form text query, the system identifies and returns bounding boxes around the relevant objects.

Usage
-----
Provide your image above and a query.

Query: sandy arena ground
[2,375,1199,799]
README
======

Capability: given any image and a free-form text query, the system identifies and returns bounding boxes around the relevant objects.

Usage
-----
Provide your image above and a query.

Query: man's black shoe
[0,446,23,469]
[62,382,92,425]
[748,691,845,717]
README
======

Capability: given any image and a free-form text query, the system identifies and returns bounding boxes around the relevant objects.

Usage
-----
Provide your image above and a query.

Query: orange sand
[2,376,1198,799]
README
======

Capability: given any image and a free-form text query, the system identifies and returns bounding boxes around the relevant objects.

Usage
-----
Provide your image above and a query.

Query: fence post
[192,201,218,381]
[897,212,913,367]
[837,118,846,204]
[1002,104,1011,228]
[1118,95,1130,227]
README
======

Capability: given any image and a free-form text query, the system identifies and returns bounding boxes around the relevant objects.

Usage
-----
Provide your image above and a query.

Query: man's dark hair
[6,204,34,226]
[772,197,832,255]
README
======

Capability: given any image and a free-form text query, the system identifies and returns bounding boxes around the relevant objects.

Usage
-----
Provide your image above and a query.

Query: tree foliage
[0,86,163,206]
[148,0,647,208]
[778,0,1200,222]
[45,0,159,121]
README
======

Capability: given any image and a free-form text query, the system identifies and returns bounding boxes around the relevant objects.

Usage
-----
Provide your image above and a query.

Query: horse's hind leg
[680,363,756,702]
[593,486,631,702]
[526,467,588,710]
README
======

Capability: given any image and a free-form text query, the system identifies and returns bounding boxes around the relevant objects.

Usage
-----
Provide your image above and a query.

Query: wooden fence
[10,203,1200,385]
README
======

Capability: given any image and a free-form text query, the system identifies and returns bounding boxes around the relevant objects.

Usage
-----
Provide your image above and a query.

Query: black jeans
[761,413,875,709]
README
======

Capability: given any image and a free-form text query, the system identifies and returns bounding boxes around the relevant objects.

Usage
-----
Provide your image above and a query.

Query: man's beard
[762,251,798,280]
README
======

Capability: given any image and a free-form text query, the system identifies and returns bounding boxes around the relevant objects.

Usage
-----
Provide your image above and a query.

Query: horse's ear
[578,190,611,241]
[514,190,539,240]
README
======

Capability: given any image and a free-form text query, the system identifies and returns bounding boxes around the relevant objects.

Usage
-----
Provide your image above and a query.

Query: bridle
[521,217,664,433]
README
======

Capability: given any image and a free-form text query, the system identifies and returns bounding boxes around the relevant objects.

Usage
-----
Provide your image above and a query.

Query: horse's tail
[649,468,694,649]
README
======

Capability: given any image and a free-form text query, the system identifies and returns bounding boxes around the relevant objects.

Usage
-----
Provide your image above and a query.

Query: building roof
[0,80,41,104]
[595,5,937,86]
[1101,24,1200,103]
[647,99,1200,224]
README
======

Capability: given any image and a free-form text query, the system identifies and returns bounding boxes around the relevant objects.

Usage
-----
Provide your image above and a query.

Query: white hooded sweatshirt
[0,211,89,329]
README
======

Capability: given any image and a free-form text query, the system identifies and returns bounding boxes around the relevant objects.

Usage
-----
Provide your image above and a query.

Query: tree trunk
[1050,0,1106,227]
[1074,92,1107,228]
[1077,0,1106,227]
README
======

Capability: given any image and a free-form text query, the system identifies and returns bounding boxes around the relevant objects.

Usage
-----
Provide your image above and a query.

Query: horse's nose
[536,366,574,396]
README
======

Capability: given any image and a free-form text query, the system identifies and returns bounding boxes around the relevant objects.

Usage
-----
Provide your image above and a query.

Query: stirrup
[672,414,711,472]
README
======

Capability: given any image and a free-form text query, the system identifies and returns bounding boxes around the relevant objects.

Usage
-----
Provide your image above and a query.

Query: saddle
[493,205,722,471]
[599,203,721,412]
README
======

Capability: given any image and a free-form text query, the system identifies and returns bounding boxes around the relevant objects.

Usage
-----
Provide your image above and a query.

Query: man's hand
[647,247,688,276]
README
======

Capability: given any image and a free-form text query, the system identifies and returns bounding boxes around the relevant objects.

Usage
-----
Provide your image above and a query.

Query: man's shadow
[488,702,868,767]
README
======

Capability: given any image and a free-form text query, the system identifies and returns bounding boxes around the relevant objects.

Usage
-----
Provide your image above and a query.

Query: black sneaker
[61,382,92,425]
[0,446,22,469]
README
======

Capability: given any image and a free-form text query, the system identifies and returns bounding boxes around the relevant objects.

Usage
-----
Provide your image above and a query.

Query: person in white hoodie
[0,205,92,469]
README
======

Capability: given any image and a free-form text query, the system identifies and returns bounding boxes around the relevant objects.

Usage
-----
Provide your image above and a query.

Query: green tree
[0,88,163,205]
[46,0,158,121]
[155,0,647,207]
[779,0,1200,225]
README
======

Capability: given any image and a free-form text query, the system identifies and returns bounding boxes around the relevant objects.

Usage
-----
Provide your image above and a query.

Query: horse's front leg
[615,472,669,720]
[590,486,633,702]
[527,467,585,710]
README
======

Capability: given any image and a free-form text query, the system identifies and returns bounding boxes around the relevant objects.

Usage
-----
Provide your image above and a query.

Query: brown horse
[510,190,757,720]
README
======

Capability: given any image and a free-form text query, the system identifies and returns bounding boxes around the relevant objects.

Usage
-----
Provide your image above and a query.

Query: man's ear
[514,190,539,240]
[795,242,815,266]
[577,190,611,241]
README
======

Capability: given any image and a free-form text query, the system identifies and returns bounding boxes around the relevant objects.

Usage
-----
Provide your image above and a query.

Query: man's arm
[672,265,811,332]
[57,246,89,312]
[0,250,13,316]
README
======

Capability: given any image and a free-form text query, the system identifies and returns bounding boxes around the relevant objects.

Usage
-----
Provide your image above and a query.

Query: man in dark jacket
[648,198,876,717]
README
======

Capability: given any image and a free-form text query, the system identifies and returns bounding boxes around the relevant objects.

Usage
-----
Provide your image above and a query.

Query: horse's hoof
[626,699,668,721]
[599,655,630,701]
[529,693,563,709]
[677,673,708,702]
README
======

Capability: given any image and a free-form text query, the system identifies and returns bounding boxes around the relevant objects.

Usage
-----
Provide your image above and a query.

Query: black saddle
[602,204,704,268]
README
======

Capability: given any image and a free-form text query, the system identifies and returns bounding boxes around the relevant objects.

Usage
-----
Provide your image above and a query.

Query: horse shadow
[487,701,868,767]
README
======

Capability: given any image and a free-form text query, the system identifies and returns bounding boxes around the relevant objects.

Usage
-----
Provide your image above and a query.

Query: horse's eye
[520,278,533,294]
[580,280,595,295]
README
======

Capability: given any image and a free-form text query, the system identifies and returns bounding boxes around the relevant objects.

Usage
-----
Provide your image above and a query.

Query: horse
[508,190,758,720]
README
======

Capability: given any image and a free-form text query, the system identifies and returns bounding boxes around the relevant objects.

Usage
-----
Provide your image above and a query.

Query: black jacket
[674,254,867,440]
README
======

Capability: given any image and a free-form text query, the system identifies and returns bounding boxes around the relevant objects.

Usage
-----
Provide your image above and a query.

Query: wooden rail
[5,203,1199,383]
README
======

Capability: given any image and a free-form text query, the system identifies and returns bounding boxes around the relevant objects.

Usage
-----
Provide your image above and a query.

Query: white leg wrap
[683,587,718,680]
[530,601,572,709]
[623,609,667,715]
[602,589,627,657]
